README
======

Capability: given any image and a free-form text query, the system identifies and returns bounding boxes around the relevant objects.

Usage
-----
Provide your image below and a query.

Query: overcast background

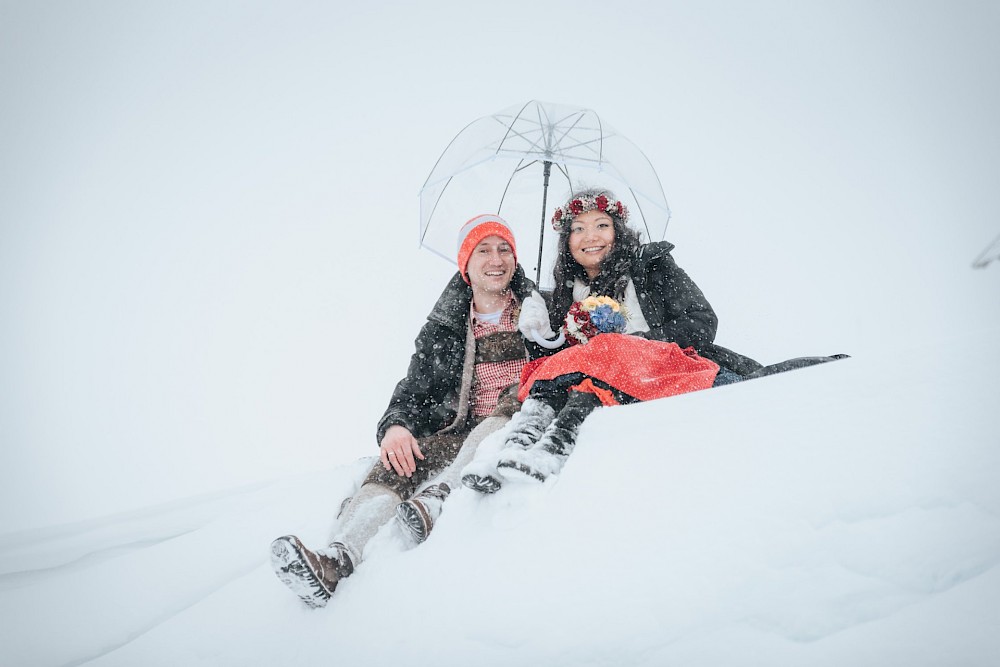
[2,0,998,534]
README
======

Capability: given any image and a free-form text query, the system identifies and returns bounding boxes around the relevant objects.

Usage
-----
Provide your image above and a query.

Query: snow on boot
[336,495,352,519]
[496,424,575,482]
[503,397,556,448]
[332,483,401,567]
[497,391,601,483]
[458,423,521,494]
[395,483,451,544]
[270,536,354,609]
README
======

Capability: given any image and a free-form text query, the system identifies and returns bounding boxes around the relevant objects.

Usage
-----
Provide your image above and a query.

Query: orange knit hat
[456,214,517,284]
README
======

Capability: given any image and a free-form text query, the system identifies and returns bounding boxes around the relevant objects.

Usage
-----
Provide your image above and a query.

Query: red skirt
[519,333,719,406]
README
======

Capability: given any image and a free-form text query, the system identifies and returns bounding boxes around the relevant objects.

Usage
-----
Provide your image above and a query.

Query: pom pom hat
[456,214,518,284]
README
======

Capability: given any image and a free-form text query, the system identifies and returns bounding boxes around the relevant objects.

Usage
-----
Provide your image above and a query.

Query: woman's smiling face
[568,209,616,279]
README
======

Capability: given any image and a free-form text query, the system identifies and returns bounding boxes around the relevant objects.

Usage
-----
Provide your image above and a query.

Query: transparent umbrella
[419,100,672,288]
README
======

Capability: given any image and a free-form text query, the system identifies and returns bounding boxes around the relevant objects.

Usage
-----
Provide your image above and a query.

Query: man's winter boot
[395,483,451,544]
[461,470,504,494]
[497,390,601,483]
[270,535,354,609]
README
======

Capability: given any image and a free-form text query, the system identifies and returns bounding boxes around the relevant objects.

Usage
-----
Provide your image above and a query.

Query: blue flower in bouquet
[564,296,629,345]
[589,303,627,333]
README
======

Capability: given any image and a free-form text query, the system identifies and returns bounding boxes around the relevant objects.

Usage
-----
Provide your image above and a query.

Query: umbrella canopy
[419,100,671,288]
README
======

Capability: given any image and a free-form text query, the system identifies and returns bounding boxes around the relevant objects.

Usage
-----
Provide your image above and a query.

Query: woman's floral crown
[563,295,628,345]
[551,192,630,232]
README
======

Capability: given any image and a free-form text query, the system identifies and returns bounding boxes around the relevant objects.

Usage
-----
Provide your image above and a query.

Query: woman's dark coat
[547,241,762,376]
[630,241,762,375]
[376,266,538,445]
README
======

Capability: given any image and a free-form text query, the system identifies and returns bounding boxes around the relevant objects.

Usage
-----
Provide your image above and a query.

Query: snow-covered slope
[3,325,997,667]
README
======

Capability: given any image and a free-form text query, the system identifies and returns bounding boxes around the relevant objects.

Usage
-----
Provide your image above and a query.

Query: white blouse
[571,278,651,334]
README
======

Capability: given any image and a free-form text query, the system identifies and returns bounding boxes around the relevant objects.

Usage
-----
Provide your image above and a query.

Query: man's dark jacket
[376,267,538,444]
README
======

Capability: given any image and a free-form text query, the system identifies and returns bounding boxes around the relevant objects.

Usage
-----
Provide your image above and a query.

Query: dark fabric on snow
[376,268,538,444]
[743,354,850,380]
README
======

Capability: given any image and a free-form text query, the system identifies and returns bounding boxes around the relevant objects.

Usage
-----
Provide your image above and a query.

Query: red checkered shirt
[471,295,527,416]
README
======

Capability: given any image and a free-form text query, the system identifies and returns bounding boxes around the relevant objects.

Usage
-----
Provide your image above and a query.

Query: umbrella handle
[530,329,566,350]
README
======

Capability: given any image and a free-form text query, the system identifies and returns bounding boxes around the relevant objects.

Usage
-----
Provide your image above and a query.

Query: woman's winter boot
[461,397,557,493]
[395,483,451,543]
[503,397,556,448]
[496,390,602,482]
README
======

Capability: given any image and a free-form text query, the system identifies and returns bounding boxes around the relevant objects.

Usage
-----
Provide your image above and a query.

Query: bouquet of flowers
[563,295,628,346]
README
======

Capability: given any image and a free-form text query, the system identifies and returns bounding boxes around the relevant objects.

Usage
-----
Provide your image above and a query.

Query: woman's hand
[380,425,424,477]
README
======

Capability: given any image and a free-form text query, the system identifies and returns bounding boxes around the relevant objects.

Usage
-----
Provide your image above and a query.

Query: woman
[543,189,759,376]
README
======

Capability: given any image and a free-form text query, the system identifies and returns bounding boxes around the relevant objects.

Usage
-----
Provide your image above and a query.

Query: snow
[2,0,1000,664]
[3,327,998,666]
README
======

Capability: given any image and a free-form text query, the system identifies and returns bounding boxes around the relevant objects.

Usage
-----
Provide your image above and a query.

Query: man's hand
[380,425,424,477]
[518,290,556,340]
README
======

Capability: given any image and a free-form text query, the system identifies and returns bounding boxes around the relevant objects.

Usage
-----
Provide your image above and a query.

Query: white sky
[1,0,998,532]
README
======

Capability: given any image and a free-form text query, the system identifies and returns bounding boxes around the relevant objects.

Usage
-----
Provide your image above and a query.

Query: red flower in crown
[551,191,631,231]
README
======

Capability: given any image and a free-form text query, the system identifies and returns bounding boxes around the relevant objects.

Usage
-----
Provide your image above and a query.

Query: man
[270,214,548,608]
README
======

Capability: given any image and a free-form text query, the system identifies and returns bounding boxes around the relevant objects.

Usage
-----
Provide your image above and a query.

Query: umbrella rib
[544,108,606,161]
[547,135,605,158]
[555,162,572,191]
[619,132,671,229]
[493,106,608,161]
[497,158,539,212]
[536,108,603,160]
[595,111,604,162]
[536,103,553,154]
[494,100,544,157]
[497,103,606,159]
[422,151,533,189]
[491,133,607,162]
[547,109,589,155]
[626,185,653,241]
[420,115,492,190]
[512,160,540,173]
[500,113,554,157]
[420,174,458,247]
